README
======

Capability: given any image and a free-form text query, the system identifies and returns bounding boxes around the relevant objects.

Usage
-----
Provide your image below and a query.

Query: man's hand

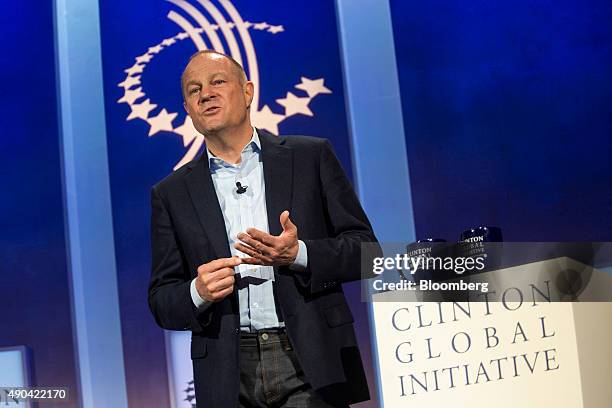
[235,210,299,266]
[195,256,241,302]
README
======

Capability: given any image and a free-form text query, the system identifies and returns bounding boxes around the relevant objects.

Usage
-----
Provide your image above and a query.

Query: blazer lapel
[184,152,232,259]
[259,130,293,236]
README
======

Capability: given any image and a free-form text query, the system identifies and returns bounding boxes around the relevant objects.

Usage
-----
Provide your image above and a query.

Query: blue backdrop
[391,0,612,242]
[0,3,79,405]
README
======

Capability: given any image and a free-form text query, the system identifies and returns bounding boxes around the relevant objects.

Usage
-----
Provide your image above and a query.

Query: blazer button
[235,328,240,335]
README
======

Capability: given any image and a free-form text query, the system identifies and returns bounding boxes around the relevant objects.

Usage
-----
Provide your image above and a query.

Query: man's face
[182,53,253,135]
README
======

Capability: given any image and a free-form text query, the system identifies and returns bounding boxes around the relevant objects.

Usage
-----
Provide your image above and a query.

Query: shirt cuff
[190,278,212,310]
[289,240,308,271]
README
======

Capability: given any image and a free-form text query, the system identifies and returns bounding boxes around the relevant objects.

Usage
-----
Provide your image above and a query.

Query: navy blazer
[148,129,380,407]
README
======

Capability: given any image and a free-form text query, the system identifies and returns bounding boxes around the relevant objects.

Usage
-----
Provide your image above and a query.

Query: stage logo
[117,0,332,170]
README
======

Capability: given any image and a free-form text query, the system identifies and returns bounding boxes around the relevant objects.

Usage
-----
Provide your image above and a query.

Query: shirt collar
[207,128,261,171]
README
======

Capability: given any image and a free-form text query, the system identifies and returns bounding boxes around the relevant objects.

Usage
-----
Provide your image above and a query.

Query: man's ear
[183,101,189,114]
[244,81,254,109]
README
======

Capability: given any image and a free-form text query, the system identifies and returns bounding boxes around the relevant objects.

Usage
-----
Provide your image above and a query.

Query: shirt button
[235,329,240,335]
[261,333,269,341]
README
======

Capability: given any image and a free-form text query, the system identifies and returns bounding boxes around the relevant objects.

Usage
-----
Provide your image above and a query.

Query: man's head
[182,50,254,136]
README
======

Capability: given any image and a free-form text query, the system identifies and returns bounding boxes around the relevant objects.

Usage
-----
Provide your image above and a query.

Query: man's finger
[235,243,274,265]
[236,247,274,265]
[234,242,261,258]
[237,233,274,255]
[244,228,276,247]
[241,257,264,265]
[199,267,234,287]
[280,210,296,232]
[209,256,242,270]
[209,275,235,293]
[209,267,236,279]
[199,256,241,274]
[212,285,234,301]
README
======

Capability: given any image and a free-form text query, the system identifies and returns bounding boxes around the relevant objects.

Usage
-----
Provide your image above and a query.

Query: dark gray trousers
[238,330,346,408]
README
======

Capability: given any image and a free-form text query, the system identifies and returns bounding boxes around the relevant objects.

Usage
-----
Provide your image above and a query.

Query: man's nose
[199,88,215,104]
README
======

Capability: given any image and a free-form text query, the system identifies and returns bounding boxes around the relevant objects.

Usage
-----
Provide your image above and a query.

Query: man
[148,50,379,408]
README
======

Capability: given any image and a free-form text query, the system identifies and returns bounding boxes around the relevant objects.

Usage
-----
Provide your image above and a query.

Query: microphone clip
[236,181,248,194]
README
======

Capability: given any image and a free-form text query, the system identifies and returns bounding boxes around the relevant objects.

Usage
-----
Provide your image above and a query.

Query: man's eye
[213,79,226,85]
[189,88,200,94]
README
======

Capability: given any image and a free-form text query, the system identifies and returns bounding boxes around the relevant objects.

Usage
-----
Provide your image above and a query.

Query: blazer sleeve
[148,185,210,333]
[300,139,382,293]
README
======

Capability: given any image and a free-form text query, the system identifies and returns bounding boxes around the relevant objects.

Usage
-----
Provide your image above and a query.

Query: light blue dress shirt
[190,129,307,331]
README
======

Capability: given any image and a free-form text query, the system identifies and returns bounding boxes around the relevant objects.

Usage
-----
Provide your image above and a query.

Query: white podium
[371,257,612,408]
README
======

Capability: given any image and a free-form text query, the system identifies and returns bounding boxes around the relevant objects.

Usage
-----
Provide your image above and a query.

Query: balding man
[148,50,379,408]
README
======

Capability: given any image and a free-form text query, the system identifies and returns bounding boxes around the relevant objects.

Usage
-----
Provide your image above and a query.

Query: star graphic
[147,109,177,136]
[162,38,176,46]
[148,44,163,54]
[224,22,235,29]
[127,98,157,121]
[242,21,253,29]
[210,24,219,30]
[124,64,144,76]
[118,75,141,89]
[117,87,145,104]
[295,77,331,98]
[252,105,284,135]
[176,32,189,40]
[253,22,269,30]
[135,54,152,64]
[275,92,313,117]
[268,25,284,34]
[173,116,203,146]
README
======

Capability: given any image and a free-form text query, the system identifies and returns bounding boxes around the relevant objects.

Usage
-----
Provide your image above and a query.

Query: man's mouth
[203,106,220,115]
